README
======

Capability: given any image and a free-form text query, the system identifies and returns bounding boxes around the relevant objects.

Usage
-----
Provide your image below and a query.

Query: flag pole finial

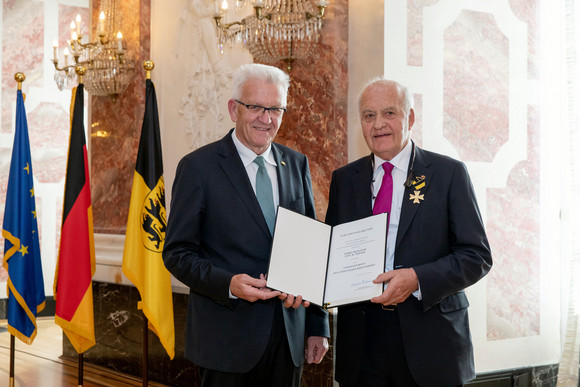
[143,60,154,80]
[75,65,86,85]
[14,72,25,90]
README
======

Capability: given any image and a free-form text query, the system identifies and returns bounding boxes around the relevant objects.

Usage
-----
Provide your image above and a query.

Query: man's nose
[257,109,273,123]
[374,115,386,129]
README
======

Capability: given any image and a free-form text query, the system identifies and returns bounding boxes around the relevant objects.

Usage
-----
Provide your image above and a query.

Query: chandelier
[51,0,134,101]
[213,0,329,72]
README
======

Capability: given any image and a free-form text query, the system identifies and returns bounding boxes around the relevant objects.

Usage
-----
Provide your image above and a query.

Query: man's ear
[228,99,238,122]
[408,108,415,130]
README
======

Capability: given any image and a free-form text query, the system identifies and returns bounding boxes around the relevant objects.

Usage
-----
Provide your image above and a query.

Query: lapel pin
[281,161,286,166]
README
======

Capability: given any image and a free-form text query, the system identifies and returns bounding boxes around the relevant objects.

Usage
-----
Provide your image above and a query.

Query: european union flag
[2,88,45,344]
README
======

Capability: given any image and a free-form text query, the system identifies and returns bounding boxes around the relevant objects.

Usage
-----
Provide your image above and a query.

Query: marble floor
[0,318,167,387]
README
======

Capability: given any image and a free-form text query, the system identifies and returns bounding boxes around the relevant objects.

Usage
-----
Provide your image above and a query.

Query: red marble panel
[1,1,44,134]
[271,0,349,220]
[443,10,509,162]
[90,0,149,234]
[486,104,540,339]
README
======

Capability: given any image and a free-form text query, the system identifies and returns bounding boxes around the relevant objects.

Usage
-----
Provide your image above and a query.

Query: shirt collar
[232,129,277,167]
[373,140,413,176]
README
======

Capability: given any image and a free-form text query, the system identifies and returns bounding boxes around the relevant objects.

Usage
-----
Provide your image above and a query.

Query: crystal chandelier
[51,0,134,101]
[213,0,329,72]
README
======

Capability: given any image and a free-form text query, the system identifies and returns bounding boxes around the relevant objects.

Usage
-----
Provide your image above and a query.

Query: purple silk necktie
[373,162,394,220]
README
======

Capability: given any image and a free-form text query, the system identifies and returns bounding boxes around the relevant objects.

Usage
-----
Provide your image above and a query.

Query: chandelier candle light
[52,4,134,101]
[213,0,329,72]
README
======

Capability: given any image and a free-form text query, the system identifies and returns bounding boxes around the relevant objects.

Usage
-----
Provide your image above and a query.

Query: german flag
[54,84,96,353]
[122,78,174,359]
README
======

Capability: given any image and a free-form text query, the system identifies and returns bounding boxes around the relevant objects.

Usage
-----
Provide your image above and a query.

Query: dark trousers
[200,303,302,387]
[354,305,419,387]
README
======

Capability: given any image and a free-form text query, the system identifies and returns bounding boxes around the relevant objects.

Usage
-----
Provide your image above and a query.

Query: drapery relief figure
[178,0,234,150]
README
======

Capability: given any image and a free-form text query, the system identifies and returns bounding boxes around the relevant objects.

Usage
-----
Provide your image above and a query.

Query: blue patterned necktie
[254,156,276,234]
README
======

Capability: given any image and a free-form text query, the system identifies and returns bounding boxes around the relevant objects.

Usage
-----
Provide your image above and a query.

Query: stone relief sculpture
[178,0,233,151]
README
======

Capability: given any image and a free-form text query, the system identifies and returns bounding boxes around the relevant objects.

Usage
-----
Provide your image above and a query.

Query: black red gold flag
[54,84,96,354]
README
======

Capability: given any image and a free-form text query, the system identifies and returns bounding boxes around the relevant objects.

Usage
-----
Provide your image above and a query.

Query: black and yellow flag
[122,79,174,359]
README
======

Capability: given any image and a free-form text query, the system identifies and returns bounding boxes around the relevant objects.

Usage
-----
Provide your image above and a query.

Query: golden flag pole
[9,71,26,387]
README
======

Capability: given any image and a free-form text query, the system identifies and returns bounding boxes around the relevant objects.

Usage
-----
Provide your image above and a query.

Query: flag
[122,79,175,359]
[2,88,45,344]
[54,85,96,353]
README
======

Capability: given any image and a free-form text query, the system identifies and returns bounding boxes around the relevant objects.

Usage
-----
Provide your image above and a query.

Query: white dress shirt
[232,129,280,209]
[371,141,421,299]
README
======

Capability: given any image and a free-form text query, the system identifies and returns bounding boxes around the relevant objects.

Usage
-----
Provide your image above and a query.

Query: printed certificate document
[266,207,387,308]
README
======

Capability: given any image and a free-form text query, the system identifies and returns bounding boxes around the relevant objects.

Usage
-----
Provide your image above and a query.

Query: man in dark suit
[326,78,492,386]
[163,63,330,386]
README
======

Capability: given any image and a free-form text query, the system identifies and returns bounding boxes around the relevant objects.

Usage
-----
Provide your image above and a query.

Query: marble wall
[267,1,349,217]
[90,0,150,235]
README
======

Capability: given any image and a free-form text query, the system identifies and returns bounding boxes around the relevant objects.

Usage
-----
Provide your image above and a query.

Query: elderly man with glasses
[163,63,330,387]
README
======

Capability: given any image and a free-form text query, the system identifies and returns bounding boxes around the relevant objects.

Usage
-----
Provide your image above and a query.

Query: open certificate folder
[267,207,388,308]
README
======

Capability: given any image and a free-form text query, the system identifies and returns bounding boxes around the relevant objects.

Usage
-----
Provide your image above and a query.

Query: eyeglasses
[234,100,287,118]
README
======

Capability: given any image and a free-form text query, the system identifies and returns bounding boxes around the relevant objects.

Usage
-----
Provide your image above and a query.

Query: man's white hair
[231,63,290,106]
[358,77,414,116]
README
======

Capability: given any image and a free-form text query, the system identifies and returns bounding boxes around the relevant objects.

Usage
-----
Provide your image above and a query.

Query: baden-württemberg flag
[2,88,45,344]
[122,78,175,359]
[54,84,96,353]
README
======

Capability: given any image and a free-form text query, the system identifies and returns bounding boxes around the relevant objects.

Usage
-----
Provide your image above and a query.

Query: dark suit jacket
[163,129,329,373]
[325,145,492,387]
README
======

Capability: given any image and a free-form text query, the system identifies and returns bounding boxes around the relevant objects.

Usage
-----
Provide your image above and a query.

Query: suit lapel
[352,156,374,217]
[217,131,272,238]
[272,144,289,207]
[395,147,432,249]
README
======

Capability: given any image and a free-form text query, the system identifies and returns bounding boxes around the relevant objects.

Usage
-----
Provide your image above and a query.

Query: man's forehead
[241,80,282,100]
[362,103,399,111]
[361,86,401,105]
[360,100,404,117]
